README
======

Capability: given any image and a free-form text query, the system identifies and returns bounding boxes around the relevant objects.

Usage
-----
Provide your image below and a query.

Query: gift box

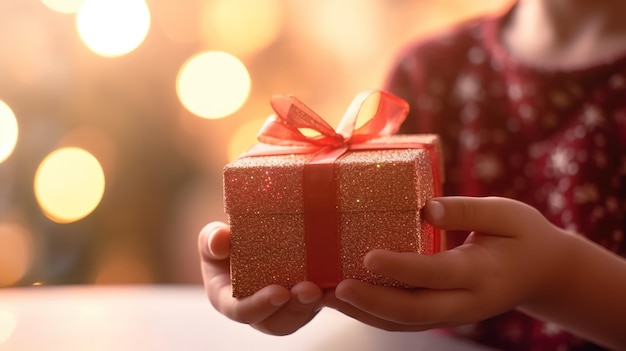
[223,91,443,297]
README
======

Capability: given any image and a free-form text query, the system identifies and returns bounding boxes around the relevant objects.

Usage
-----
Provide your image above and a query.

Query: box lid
[224,134,442,215]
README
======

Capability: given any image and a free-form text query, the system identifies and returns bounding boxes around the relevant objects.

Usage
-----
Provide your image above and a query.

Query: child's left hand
[198,222,323,335]
[323,196,577,331]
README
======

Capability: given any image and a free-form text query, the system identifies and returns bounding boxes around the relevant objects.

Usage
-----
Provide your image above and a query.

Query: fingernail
[335,285,354,304]
[270,294,290,307]
[363,251,381,273]
[297,293,319,305]
[207,228,218,257]
[428,200,445,222]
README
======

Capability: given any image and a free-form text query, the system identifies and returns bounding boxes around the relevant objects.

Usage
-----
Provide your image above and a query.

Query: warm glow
[41,0,84,14]
[290,0,383,61]
[34,147,105,223]
[76,0,151,57]
[227,118,266,161]
[94,250,153,284]
[202,0,283,56]
[0,310,17,345]
[176,51,251,119]
[152,1,203,44]
[0,100,18,164]
[0,223,33,287]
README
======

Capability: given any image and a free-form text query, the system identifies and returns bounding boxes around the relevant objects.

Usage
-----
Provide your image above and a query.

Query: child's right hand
[198,222,324,335]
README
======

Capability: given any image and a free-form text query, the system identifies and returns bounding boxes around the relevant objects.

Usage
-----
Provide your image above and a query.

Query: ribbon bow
[244,90,409,156]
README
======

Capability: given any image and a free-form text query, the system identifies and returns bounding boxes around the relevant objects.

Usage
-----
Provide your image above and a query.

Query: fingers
[198,222,322,335]
[198,221,233,312]
[209,281,322,335]
[198,222,230,261]
[291,281,324,305]
[424,196,548,237]
[323,291,447,331]
[326,197,559,330]
[200,229,291,326]
[199,220,293,323]
[364,248,479,289]
[334,279,474,326]
[252,282,324,335]
[212,283,292,325]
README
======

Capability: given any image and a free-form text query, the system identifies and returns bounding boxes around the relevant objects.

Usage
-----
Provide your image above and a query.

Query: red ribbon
[244,90,441,288]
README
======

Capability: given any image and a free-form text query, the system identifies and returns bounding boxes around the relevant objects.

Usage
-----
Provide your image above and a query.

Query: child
[198,1,626,349]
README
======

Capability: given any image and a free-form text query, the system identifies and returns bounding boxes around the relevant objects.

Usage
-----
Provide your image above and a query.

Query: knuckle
[459,199,479,223]
[524,203,545,223]
[419,256,446,288]
[230,306,254,324]
[421,264,441,288]
[206,291,227,319]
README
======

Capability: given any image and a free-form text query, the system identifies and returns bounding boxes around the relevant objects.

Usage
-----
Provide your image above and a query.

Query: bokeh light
[201,0,283,56]
[0,310,17,345]
[0,100,18,164]
[0,0,513,288]
[76,0,151,57]
[41,0,84,14]
[176,51,251,119]
[58,127,117,181]
[0,223,33,287]
[34,147,105,224]
[227,118,266,161]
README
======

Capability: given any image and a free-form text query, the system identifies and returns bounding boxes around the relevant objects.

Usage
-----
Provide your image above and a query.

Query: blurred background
[0,0,509,287]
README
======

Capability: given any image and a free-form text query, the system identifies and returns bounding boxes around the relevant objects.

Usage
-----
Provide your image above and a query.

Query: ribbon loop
[261,95,344,147]
[258,90,409,149]
[349,90,411,142]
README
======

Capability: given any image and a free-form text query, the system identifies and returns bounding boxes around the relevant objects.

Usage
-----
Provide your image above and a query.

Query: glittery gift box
[224,134,443,298]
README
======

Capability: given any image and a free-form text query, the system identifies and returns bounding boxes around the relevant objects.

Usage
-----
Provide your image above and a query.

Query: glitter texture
[224,134,443,297]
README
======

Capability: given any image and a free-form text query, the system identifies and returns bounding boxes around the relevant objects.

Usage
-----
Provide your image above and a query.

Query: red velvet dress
[384,5,626,351]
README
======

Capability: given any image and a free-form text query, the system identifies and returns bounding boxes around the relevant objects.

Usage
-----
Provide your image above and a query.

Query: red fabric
[384,4,626,351]
[303,153,344,288]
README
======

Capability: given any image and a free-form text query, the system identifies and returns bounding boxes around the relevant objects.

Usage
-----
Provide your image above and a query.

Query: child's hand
[198,222,323,335]
[324,196,576,331]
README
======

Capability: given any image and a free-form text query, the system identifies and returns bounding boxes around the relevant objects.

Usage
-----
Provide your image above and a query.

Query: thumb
[198,222,231,261]
[424,196,549,238]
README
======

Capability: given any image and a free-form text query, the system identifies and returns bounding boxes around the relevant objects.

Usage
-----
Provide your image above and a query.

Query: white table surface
[0,285,496,351]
